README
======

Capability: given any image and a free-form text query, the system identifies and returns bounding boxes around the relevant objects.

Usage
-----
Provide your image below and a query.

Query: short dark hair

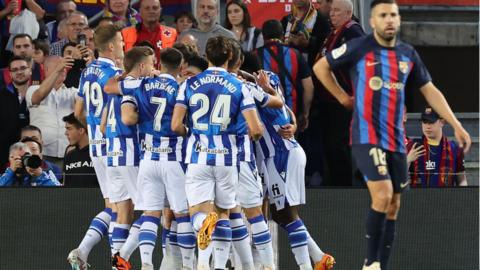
[33,39,50,57]
[63,113,85,129]
[160,48,183,71]
[187,55,208,72]
[174,11,197,28]
[124,46,155,73]
[227,38,243,70]
[173,42,198,62]
[13,34,33,45]
[94,24,120,52]
[61,42,78,56]
[262,20,283,40]
[205,36,232,67]
[371,0,397,9]
[20,137,43,153]
[21,125,43,136]
[8,56,29,69]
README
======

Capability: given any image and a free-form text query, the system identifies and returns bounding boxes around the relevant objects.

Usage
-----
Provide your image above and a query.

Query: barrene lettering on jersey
[191,75,238,93]
[144,81,176,94]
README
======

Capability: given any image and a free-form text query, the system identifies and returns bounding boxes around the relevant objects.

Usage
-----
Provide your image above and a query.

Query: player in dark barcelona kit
[313,0,471,269]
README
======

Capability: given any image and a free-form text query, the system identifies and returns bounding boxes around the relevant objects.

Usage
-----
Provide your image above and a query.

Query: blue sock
[78,208,112,259]
[380,219,396,270]
[285,219,310,266]
[366,208,386,265]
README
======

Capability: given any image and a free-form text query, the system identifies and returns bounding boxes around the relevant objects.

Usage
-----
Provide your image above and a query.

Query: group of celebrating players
[66,1,472,270]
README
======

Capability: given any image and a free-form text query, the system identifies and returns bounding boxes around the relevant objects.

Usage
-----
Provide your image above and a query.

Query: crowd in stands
[0,0,468,187]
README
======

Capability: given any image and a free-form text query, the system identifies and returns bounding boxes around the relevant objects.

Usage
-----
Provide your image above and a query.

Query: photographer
[0,141,60,186]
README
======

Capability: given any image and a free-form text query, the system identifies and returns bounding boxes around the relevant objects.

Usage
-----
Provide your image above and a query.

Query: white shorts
[135,159,188,213]
[91,156,109,199]
[257,158,269,198]
[265,147,306,210]
[106,166,138,204]
[237,161,263,208]
[185,164,238,210]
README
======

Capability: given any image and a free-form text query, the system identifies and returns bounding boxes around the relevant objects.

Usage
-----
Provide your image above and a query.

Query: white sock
[109,212,117,255]
[119,216,143,260]
[168,220,183,267]
[139,216,160,265]
[306,231,325,263]
[248,215,274,269]
[212,219,232,269]
[230,213,254,269]
[78,209,112,259]
[176,216,196,269]
[112,223,130,254]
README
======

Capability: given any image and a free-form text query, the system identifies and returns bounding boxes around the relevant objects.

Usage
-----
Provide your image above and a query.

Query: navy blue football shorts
[352,144,409,193]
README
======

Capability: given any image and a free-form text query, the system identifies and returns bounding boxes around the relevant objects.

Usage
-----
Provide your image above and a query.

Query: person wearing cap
[408,107,467,187]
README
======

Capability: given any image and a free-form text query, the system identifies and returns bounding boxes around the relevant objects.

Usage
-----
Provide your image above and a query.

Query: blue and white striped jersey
[121,74,184,161]
[105,92,140,167]
[255,72,298,161]
[78,57,121,157]
[237,80,270,162]
[176,67,256,166]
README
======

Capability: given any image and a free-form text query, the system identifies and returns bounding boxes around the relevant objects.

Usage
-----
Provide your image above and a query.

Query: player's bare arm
[243,108,263,141]
[313,57,353,110]
[171,105,187,136]
[420,82,471,152]
[120,103,138,126]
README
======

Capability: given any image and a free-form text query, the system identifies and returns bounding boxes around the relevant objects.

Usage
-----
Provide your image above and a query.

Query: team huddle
[66,24,334,270]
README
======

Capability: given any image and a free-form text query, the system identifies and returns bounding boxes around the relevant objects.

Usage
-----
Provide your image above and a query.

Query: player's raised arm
[420,82,471,153]
[313,57,353,110]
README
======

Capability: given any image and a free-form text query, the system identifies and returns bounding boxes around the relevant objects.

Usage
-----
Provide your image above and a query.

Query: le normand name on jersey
[190,75,238,93]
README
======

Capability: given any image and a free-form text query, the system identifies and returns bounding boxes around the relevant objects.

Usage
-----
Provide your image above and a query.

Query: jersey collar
[97,57,117,67]
[207,67,227,73]
[157,73,176,81]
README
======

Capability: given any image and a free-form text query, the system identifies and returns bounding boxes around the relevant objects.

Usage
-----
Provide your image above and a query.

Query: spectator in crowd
[256,19,314,131]
[121,0,177,68]
[62,41,95,88]
[46,0,77,43]
[25,56,76,167]
[50,11,88,56]
[314,0,364,186]
[181,0,235,56]
[62,113,98,187]
[20,125,43,146]
[225,0,263,52]
[21,136,62,181]
[0,141,60,186]
[174,11,197,34]
[95,16,115,28]
[409,107,467,187]
[282,0,332,66]
[178,33,200,53]
[96,0,142,29]
[1,34,45,88]
[0,56,32,165]
[56,19,69,42]
[32,39,49,65]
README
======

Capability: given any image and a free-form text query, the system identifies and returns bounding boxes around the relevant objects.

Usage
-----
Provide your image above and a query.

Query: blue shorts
[352,144,408,193]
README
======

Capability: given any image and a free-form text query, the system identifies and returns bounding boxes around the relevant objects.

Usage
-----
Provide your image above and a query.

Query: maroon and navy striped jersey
[326,34,431,153]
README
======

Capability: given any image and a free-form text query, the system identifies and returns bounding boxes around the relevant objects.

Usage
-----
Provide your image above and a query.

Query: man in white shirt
[26,55,75,166]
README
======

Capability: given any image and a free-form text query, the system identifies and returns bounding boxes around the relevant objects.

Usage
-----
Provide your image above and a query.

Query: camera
[77,33,87,47]
[15,153,42,175]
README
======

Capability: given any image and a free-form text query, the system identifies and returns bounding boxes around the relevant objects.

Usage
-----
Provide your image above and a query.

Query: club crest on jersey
[399,61,409,74]
[332,43,347,59]
[378,165,388,176]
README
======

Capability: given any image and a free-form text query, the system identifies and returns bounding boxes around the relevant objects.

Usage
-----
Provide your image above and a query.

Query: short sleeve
[407,49,432,90]
[121,95,138,108]
[120,79,142,96]
[240,84,256,112]
[325,39,361,71]
[248,83,270,108]
[175,81,188,108]
[25,85,41,107]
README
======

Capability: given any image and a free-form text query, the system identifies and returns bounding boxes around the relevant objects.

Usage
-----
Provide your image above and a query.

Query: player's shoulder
[395,39,418,57]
